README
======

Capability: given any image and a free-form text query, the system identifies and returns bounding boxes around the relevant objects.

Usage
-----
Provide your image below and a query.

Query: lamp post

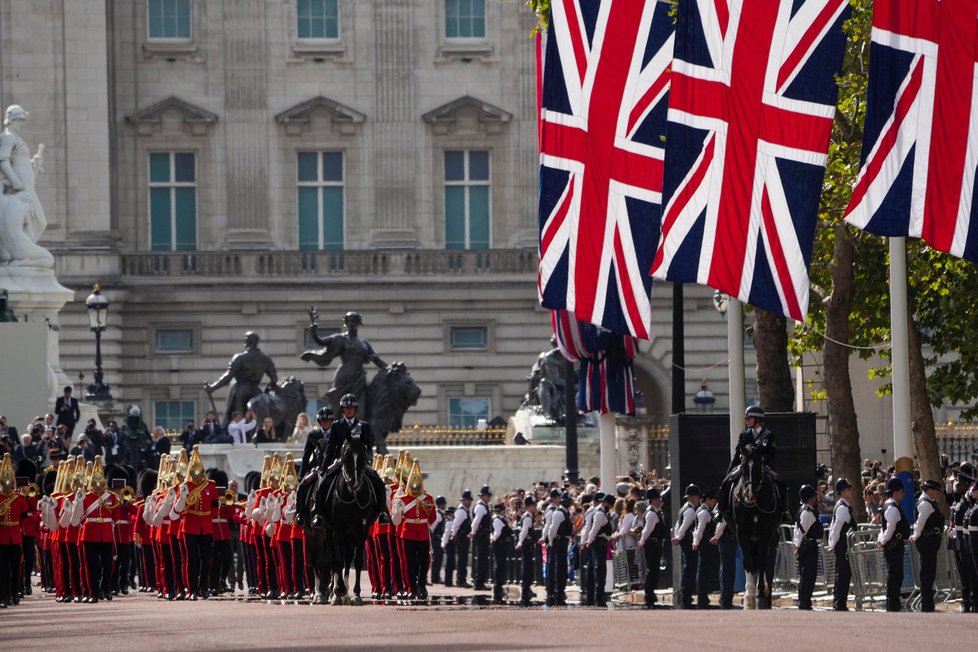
[85,283,112,402]
[692,381,716,413]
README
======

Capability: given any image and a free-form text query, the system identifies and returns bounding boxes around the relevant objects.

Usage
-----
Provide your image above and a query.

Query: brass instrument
[23,483,39,498]
[223,490,236,506]
[119,486,135,503]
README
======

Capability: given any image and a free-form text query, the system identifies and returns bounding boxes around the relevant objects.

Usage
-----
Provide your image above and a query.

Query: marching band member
[70,456,118,603]
[209,471,233,596]
[0,453,30,607]
[172,446,218,600]
[391,460,436,600]
[166,450,189,599]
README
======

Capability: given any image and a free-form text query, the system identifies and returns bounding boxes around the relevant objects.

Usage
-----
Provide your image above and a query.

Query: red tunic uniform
[21,494,39,538]
[179,480,218,536]
[212,504,232,542]
[114,500,136,545]
[79,491,119,543]
[0,491,29,544]
[395,492,437,541]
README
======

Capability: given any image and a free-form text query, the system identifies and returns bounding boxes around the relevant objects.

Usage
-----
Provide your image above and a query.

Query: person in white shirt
[671,484,702,609]
[826,477,855,611]
[583,493,614,607]
[639,487,667,608]
[489,502,511,604]
[448,490,473,588]
[429,496,447,585]
[909,479,946,612]
[692,489,720,609]
[577,494,597,605]
[441,505,456,587]
[227,411,257,445]
[875,477,910,612]
[792,485,823,610]
[514,495,538,607]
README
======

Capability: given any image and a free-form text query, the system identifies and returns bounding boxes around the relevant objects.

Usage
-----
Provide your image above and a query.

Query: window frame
[153,400,197,432]
[296,0,341,41]
[447,396,491,428]
[443,149,491,250]
[146,0,193,42]
[449,325,489,351]
[296,150,346,251]
[148,151,198,252]
[443,0,487,41]
[153,326,197,354]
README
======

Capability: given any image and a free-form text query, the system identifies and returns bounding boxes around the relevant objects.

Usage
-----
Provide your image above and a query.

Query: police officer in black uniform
[949,465,975,612]
[583,493,614,607]
[909,479,945,612]
[671,484,701,609]
[793,484,823,610]
[294,407,333,526]
[515,495,538,607]
[826,477,855,611]
[638,487,667,608]
[442,505,457,587]
[429,495,447,585]
[545,491,573,607]
[717,406,789,520]
[489,502,512,604]
[693,489,720,609]
[959,478,978,612]
[876,477,911,612]
[470,485,493,591]
[451,490,473,588]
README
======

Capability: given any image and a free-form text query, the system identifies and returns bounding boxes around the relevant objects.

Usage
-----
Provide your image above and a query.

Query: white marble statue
[0,105,53,268]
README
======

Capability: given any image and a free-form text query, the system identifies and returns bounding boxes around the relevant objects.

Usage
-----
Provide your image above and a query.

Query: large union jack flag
[538,0,674,340]
[651,0,850,321]
[845,1,978,263]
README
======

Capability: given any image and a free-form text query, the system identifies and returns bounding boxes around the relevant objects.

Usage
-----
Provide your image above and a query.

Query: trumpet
[119,486,135,503]
[223,490,236,506]
[22,483,39,498]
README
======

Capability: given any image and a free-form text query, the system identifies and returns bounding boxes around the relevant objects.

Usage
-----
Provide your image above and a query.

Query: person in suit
[54,386,80,438]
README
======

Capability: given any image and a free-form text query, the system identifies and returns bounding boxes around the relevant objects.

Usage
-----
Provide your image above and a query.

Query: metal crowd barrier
[847,529,891,610]
[612,547,643,590]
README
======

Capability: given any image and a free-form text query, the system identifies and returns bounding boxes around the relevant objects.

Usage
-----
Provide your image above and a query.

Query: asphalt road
[5,587,974,651]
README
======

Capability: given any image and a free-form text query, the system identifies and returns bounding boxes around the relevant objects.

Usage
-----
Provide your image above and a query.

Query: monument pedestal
[1,267,74,408]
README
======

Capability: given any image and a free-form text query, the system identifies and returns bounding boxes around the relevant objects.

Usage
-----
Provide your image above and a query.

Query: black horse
[726,443,784,609]
[304,437,385,605]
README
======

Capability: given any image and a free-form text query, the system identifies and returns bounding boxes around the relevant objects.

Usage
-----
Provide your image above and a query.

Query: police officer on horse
[717,406,789,521]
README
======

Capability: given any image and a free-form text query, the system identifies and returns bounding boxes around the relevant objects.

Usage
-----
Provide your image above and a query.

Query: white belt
[212,519,227,523]
[404,518,428,524]
[87,518,112,524]
[113,520,129,526]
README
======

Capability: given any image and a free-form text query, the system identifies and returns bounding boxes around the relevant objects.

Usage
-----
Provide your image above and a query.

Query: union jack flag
[845,1,978,263]
[651,0,850,321]
[538,0,674,340]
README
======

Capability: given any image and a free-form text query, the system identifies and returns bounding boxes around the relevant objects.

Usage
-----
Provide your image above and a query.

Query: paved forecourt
[5,589,973,651]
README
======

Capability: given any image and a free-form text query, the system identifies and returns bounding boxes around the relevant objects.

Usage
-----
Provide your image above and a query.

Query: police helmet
[834,478,853,494]
[523,495,535,507]
[684,484,702,497]
[316,407,334,422]
[745,405,765,420]
[461,489,473,501]
[549,488,561,499]
[884,477,904,494]
[646,487,661,501]
[799,484,817,502]
[339,394,358,408]
[435,495,447,507]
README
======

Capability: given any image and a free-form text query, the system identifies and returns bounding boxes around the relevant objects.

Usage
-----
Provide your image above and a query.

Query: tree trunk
[823,227,866,521]
[754,309,794,412]
[908,307,947,515]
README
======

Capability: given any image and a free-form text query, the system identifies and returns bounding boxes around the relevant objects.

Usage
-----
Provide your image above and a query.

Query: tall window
[154,400,195,431]
[297,151,344,250]
[148,0,191,39]
[149,152,197,251]
[448,397,490,428]
[445,0,485,38]
[444,150,490,250]
[297,0,339,39]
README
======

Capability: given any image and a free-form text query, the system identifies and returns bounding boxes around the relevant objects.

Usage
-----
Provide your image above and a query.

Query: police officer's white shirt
[673,501,697,540]
[449,503,469,538]
[585,507,610,546]
[579,505,596,544]
[430,509,444,534]
[792,506,817,547]
[471,500,490,533]
[639,506,660,546]
[714,517,727,540]
[549,507,567,545]
[490,515,506,543]
[827,498,851,550]
[540,504,555,543]
[517,512,533,548]
[877,500,902,545]
[912,497,936,539]
[692,505,712,547]
[441,517,454,548]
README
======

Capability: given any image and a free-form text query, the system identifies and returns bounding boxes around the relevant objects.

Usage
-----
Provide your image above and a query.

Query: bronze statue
[205,331,279,426]
[521,336,568,422]
[301,309,386,411]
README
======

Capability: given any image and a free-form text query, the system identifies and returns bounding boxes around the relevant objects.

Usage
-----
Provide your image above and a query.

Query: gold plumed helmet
[0,453,14,493]
[268,452,283,485]
[55,456,73,495]
[400,452,414,484]
[283,453,298,492]
[393,450,405,481]
[372,453,383,471]
[259,455,272,490]
[82,460,94,491]
[72,457,87,489]
[88,455,106,493]
[188,445,205,479]
[381,454,395,484]
[406,459,424,498]
[175,449,189,478]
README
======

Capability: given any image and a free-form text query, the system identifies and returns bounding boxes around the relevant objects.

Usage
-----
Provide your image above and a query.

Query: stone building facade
[0,0,755,436]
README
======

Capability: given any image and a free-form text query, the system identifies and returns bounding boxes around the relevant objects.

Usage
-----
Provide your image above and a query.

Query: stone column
[223,0,270,247]
[369,0,418,248]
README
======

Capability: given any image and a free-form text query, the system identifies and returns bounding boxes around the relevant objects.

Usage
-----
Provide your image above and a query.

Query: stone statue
[0,289,16,322]
[0,105,53,269]
[300,309,387,410]
[521,336,568,422]
[205,331,279,426]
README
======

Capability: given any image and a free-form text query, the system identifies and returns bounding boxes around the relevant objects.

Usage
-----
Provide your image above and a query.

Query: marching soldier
[909,479,945,612]
[826,477,855,611]
[582,493,614,607]
[110,469,137,595]
[166,449,189,599]
[391,460,436,599]
[876,477,910,612]
[71,455,118,603]
[470,485,493,591]
[638,487,667,608]
[15,459,39,597]
[429,495,447,585]
[489,502,513,604]
[515,495,538,607]
[793,485,823,610]
[209,471,233,595]
[671,484,701,609]
[0,453,30,607]
[449,489,474,588]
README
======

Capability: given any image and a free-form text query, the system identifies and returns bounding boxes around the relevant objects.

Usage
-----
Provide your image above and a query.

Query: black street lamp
[85,283,112,402]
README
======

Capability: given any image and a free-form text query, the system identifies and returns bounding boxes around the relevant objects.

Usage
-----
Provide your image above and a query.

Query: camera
[30,423,44,437]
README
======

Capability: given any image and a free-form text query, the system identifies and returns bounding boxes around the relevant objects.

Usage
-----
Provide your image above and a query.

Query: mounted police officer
[909,479,946,612]
[793,484,823,610]
[717,406,789,520]
[294,407,333,526]
[876,477,911,612]
[638,487,668,608]
[309,394,377,528]
[826,477,855,611]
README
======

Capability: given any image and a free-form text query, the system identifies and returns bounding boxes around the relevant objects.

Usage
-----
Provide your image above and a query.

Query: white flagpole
[728,299,745,453]
[599,412,616,494]
[889,238,914,485]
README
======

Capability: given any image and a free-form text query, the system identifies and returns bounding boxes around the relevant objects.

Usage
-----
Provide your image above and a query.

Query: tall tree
[753,310,794,412]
